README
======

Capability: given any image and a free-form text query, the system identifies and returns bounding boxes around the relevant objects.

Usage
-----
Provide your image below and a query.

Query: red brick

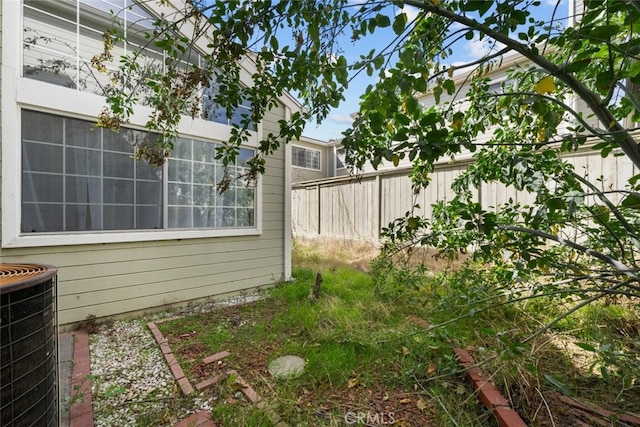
[173,410,217,427]
[75,332,89,346]
[70,410,94,427]
[477,385,510,408]
[73,401,93,417]
[494,407,527,427]
[160,342,172,355]
[74,343,90,359]
[163,352,178,366]
[226,370,249,388]
[617,413,640,425]
[72,362,91,383]
[170,362,185,380]
[241,386,262,404]
[467,368,484,385]
[148,322,165,342]
[195,374,226,391]
[70,332,93,427]
[453,348,475,365]
[177,377,194,395]
[203,350,231,365]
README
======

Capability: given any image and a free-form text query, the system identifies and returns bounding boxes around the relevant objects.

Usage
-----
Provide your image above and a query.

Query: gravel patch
[89,292,265,426]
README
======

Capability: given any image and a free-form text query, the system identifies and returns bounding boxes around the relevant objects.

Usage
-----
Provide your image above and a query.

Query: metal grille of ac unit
[1,264,58,427]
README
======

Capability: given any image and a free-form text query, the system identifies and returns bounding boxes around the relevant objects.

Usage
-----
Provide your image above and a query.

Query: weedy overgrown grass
[157,239,639,426]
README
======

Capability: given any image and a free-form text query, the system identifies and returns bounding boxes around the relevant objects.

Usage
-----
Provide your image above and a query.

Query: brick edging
[453,348,527,427]
[148,321,194,395]
[69,332,94,427]
[147,321,286,426]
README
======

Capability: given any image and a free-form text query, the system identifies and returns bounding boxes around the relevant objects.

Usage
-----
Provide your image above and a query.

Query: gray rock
[268,355,305,379]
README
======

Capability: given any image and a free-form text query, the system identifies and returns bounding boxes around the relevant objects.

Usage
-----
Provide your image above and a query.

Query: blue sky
[302,0,569,142]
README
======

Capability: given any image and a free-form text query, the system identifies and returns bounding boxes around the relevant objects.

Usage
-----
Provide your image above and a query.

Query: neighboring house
[291,136,351,182]
[292,46,637,241]
[291,136,328,182]
[1,0,300,326]
[291,136,353,183]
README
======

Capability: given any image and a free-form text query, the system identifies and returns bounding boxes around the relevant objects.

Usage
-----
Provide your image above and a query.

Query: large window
[21,110,255,233]
[292,146,321,170]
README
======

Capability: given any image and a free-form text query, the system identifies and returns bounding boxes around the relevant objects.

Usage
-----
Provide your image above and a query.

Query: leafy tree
[96,0,640,334]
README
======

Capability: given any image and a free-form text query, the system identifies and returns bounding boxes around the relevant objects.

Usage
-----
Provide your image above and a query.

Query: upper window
[22,110,255,234]
[22,0,161,96]
[292,146,321,170]
[335,148,347,170]
[22,0,254,127]
[202,80,255,130]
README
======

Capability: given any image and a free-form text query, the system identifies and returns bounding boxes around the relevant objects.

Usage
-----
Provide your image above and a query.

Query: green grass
[157,240,640,426]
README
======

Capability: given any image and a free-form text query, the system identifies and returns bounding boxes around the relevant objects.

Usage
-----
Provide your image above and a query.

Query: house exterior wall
[291,138,330,182]
[1,1,291,326]
[1,130,286,326]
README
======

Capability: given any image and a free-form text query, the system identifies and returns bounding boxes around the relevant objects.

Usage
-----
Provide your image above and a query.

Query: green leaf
[269,36,279,51]
[433,85,443,104]
[544,374,571,396]
[372,55,385,70]
[335,55,348,86]
[375,14,391,28]
[408,217,419,229]
[621,193,640,209]
[588,24,621,41]
[404,96,420,115]
[575,342,596,352]
[442,79,455,95]
[461,1,492,16]
[393,13,407,35]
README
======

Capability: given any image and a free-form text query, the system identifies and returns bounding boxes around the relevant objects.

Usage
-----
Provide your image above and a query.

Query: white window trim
[291,145,322,171]
[2,0,263,248]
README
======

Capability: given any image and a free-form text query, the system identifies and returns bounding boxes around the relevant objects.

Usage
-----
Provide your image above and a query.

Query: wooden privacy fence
[291,148,636,243]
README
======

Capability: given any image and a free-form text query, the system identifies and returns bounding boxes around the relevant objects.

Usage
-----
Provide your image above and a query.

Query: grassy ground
[153,239,640,426]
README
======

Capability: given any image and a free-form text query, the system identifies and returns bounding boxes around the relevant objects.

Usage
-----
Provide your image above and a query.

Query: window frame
[2,0,263,248]
[291,145,322,171]
[335,147,347,170]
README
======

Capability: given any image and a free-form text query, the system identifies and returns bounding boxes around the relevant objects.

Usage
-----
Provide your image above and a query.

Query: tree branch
[409,1,640,170]
[499,225,637,278]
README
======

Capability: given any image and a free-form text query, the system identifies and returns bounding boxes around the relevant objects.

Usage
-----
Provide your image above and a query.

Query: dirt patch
[294,236,469,273]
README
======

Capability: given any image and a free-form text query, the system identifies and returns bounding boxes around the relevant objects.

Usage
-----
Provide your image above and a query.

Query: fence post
[376,174,382,242]
[316,184,321,236]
